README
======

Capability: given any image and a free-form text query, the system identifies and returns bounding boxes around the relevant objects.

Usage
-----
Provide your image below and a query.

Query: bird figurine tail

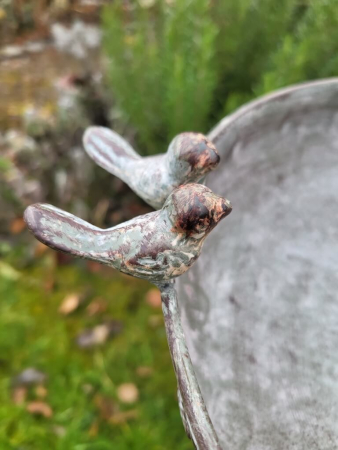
[83,126,141,182]
[24,203,113,265]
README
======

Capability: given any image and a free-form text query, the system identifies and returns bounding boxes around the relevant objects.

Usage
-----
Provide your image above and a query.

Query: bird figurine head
[166,132,220,183]
[164,183,231,240]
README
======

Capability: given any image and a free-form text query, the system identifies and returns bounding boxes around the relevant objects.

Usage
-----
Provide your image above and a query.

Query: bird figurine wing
[83,126,141,182]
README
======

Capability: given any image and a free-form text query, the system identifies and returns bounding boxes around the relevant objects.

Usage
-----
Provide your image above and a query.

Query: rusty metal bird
[83,127,220,209]
[24,184,231,283]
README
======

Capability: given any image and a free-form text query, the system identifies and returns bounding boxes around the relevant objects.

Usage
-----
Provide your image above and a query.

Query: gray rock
[14,368,47,386]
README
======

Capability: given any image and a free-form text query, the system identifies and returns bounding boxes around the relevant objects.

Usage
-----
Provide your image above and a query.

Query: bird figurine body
[24,184,231,283]
[83,127,220,209]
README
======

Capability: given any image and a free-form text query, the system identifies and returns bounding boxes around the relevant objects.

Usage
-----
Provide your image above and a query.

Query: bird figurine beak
[220,198,232,219]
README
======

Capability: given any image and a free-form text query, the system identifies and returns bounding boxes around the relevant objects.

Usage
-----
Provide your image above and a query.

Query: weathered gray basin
[177,79,338,449]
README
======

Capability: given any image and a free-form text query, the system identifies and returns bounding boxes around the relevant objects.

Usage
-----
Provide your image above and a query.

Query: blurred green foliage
[0,255,193,449]
[212,0,301,113]
[256,1,338,95]
[102,0,338,154]
[102,0,218,154]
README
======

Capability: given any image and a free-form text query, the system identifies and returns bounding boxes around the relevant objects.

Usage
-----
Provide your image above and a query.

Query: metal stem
[157,281,222,450]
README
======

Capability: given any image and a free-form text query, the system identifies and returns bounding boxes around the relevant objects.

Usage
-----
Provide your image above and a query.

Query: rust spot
[248,354,257,365]
[229,295,241,309]
[178,133,220,174]
[170,184,232,236]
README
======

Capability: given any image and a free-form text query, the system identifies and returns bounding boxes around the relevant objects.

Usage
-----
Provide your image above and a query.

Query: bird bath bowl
[176,79,338,449]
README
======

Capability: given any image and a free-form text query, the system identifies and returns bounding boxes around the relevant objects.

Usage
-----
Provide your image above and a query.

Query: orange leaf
[146,288,162,308]
[117,383,139,404]
[136,366,153,378]
[27,401,53,418]
[86,297,108,317]
[12,387,27,405]
[35,385,48,398]
[34,241,49,257]
[59,293,81,315]
[109,409,138,425]
[10,217,26,234]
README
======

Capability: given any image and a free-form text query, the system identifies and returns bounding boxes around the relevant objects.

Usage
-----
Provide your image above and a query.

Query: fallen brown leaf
[136,366,153,378]
[109,409,138,425]
[76,321,123,349]
[146,288,162,309]
[59,293,81,315]
[117,383,139,404]
[91,324,109,345]
[94,394,119,420]
[12,387,27,405]
[34,241,49,257]
[27,401,53,418]
[10,217,26,234]
[35,385,48,398]
[86,297,108,317]
[88,420,99,437]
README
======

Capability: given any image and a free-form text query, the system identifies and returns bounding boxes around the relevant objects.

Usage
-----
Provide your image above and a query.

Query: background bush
[102,0,338,155]
[256,1,338,95]
[103,0,218,154]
